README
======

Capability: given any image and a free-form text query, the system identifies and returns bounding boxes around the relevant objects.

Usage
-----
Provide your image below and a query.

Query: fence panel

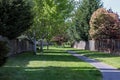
[9,39,34,56]
[95,39,120,55]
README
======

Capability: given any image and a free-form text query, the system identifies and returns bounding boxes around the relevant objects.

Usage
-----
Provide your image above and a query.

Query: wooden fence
[8,39,34,56]
[95,39,120,55]
[0,35,34,56]
[73,39,120,55]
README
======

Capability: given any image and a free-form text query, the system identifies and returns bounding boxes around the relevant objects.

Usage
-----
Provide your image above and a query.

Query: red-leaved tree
[89,8,120,39]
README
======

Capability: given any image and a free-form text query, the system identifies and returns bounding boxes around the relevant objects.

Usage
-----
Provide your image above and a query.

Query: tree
[68,0,102,41]
[52,34,68,46]
[26,0,75,53]
[0,0,33,66]
[25,0,55,54]
[0,0,33,39]
[45,0,74,49]
[67,21,80,42]
[89,8,120,39]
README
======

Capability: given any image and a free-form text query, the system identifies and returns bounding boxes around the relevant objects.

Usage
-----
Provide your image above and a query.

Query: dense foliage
[0,0,33,66]
[0,0,33,39]
[26,0,75,53]
[89,8,120,39]
[30,0,74,39]
[67,0,102,41]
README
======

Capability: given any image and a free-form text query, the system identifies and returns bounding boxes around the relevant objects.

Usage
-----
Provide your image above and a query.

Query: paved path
[67,50,120,80]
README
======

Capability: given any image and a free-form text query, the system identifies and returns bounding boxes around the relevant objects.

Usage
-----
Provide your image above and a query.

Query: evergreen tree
[70,0,103,41]
[0,0,33,66]
[0,0,33,39]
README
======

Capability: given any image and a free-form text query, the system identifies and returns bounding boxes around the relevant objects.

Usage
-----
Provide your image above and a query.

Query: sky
[102,0,120,15]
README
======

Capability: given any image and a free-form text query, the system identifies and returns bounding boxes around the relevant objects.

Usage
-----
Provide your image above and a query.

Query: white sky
[102,0,120,15]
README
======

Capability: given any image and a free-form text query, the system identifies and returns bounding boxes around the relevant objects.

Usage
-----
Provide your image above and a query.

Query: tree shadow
[0,66,102,80]
[5,49,84,68]
[37,49,66,53]
[0,47,102,80]
[85,51,119,58]
[69,49,119,58]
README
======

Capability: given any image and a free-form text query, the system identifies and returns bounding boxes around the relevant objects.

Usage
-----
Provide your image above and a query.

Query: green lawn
[0,47,102,80]
[71,49,120,69]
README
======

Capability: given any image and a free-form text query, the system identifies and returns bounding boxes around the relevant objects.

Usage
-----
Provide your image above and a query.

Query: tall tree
[0,0,33,66]
[26,0,74,53]
[68,0,102,41]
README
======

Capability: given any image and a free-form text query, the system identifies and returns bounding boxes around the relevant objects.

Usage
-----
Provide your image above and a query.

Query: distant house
[52,35,68,45]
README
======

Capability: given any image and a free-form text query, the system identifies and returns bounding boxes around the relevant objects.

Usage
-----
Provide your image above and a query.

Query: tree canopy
[89,8,120,39]
[0,0,33,39]
[25,0,75,53]
[26,0,74,39]
[67,0,103,41]
[0,0,33,66]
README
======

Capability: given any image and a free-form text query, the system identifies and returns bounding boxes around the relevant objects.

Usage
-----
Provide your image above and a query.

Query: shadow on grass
[83,53,119,58]
[22,53,82,62]
[69,49,119,58]
[37,49,66,54]
[6,49,83,68]
[0,66,101,80]
[0,48,102,80]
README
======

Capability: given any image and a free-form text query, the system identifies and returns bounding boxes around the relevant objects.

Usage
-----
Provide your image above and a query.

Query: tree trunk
[33,38,37,55]
[47,40,49,50]
[40,39,44,53]
[85,41,89,50]
[47,44,49,50]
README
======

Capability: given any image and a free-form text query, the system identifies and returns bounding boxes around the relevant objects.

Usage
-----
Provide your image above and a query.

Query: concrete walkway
[67,50,120,80]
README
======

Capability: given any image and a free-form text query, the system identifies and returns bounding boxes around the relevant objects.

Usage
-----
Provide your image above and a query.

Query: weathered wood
[73,39,120,55]
[8,39,34,56]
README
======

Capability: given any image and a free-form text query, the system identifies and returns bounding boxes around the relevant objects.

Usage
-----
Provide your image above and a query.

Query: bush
[0,41,9,66]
